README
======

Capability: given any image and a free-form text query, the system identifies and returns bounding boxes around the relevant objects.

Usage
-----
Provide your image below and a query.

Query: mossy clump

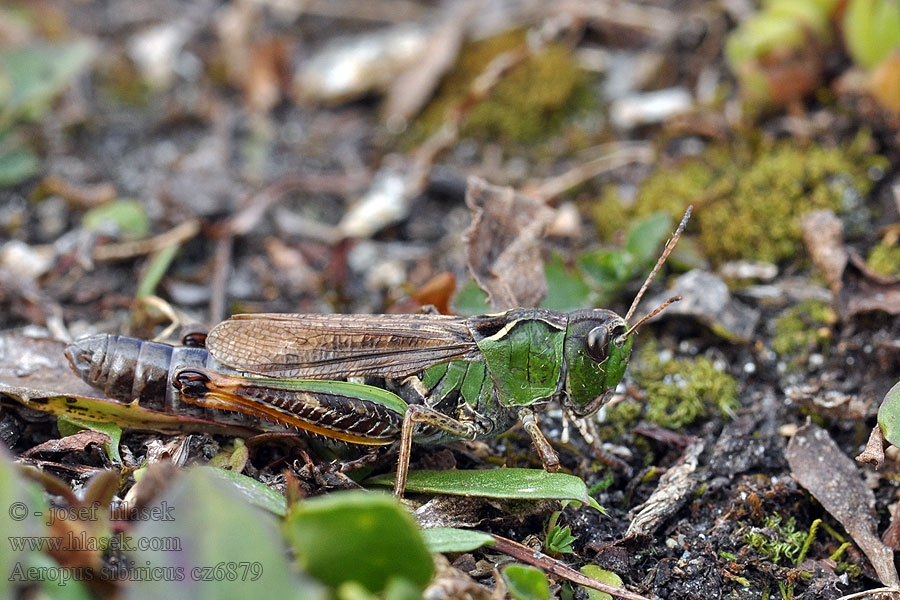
[410,30,592,144]
[632,134,884,265]
[743,513,807,565]
[866,242,900,277]
[772,300,837,357]
[588,185,630,242]
[629,341,739,430]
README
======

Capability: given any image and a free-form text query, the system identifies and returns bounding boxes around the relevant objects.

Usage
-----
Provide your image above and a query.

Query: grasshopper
[170,208,690,495]
[67,209,689,496]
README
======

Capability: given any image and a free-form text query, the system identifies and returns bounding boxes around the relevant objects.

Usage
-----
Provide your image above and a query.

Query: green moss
[601,398,643,435]
[743,514,807,565]
[866,242,900,277]
[631,341,739,430]
[409,30,592,144]
[772,300,837,357]
[633,134,884,264]
[588,186,630,242]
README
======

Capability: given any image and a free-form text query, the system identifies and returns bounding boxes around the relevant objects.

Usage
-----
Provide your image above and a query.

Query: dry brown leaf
[463,177,554,311]
[411,272,456,315]
[787,422,899,587]
[245,37,291,114]
[802,210,848,294]
[802,210,900,318]
[23,429,111,457]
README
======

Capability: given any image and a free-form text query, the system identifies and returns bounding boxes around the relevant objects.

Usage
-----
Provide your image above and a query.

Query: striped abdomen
[64,334,269,428]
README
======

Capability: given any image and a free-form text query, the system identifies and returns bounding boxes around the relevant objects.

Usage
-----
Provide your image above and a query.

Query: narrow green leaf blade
[367,468,599,506]
[284,491,434,593]
[421,528,496,553]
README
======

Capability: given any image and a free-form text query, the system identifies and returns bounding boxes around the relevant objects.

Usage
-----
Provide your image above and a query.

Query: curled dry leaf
[464,177,554,311]
[856,425,886,469]
[802,210,900,318]
[786,421,899,587]
[23,429,111,457]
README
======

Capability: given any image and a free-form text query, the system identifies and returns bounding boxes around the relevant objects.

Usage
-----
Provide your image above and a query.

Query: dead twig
[92,219,201,262]
[522,142,656,201]
[488,534,650,600]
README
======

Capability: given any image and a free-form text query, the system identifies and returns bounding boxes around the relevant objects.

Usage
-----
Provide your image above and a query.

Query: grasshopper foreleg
[395,404,478,497]
[519,409,561,473]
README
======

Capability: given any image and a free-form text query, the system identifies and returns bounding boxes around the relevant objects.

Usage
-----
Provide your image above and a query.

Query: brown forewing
[206,313,479,379]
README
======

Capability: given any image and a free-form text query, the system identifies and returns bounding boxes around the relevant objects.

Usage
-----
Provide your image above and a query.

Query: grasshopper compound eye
[585,326,610,362]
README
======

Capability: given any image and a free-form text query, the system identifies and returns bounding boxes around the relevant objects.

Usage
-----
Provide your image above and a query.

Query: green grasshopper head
[562,206,691,417]
[562,309,632,417]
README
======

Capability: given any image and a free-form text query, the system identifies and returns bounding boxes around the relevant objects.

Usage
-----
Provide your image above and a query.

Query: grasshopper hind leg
[395,404,478,497]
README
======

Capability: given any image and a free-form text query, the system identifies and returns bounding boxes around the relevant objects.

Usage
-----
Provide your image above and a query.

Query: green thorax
[422,359,490,407]
[467,309,567,407]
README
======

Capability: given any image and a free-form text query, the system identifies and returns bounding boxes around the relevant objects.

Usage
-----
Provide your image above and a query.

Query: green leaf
[579,565,623,600]
[0,40,97,125]
[0,143,39,187]
[57,415,122,464]
[545,524,577,555]
[30,552,95,600]
[452,278,491,316]
[83,199,150,238]
[625,212,672,267]
[541,253,593,312]
[844,0,900,69]
[421,528,496,553]
[503,564,550,600]
[576,249,635,290]
[1,447,50,600]
[200,466,287,517]
[284,491,434,593]
[367,468,603,508]
[878,381,900,446]
[124,468,321,600]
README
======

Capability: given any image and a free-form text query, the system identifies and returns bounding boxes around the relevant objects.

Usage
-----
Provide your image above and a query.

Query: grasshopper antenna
[618,296,681,342]
[623,205,692,324]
